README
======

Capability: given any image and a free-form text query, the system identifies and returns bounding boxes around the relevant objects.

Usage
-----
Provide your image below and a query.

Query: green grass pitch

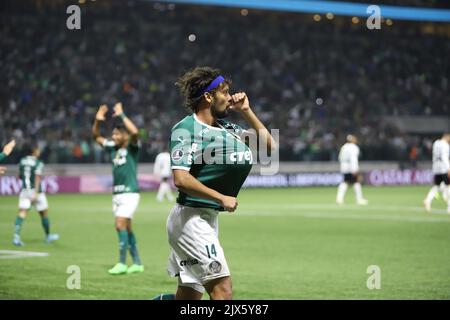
[0,186,449,299]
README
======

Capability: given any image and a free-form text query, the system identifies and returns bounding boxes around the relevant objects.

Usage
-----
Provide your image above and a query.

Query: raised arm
[1,139,16,161]
[113,102,139,144]
[173,169,237,212]
[230,93,276,152]
[92,105,108,146]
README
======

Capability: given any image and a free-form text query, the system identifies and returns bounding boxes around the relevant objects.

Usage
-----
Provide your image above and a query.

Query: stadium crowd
[1,0,448,164]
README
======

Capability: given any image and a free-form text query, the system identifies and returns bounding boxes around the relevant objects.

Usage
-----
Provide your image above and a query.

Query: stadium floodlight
[153,0,450,22]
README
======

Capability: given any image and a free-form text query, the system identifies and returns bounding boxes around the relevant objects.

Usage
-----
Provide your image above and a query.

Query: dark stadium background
[1,0,448,165]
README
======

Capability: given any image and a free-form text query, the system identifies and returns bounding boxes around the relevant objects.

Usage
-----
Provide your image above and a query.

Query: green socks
[14,217,24,235]
[151,293,175,300]
[128,232,142,265]
[117,230,142,265]
[117,230,129,264]
[15,216,52,237]
[41,216,50,236]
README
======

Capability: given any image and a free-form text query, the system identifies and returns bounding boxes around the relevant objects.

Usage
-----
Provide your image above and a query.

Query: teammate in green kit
[13,144,59,246]
[154,67,275,300]
[0,139,16,175]
[92,102,144,275]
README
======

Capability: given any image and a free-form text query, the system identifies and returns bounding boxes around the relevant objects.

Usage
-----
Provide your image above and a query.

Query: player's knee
[210,285,232,300]
[39,210,48,217]
[207,277,232,300]
[126,221,133,233]
[115,221,126,230]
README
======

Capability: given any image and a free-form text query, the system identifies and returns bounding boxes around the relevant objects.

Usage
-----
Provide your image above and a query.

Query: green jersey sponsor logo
[103,140,140,194]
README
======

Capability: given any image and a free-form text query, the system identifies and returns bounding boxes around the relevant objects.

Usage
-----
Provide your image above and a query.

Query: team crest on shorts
[209,261,222,274]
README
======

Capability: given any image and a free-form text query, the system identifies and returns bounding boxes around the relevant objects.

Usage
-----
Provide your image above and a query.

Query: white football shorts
[166,203,230,293]
[18,189,48,211]
[112,193,140,219]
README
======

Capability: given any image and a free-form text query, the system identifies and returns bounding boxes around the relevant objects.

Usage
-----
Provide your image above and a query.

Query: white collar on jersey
[193,113,225,131]
[193,113,243,141]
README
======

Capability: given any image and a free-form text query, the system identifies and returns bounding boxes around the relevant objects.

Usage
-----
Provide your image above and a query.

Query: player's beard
[211,101,229,119]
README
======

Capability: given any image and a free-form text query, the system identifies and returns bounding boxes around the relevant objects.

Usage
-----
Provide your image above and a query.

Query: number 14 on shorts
[205,244,217,258]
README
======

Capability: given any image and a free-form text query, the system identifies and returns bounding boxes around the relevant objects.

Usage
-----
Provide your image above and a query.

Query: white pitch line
[240,203,449,213]
[237,210,450,223]
[0,250,50,260]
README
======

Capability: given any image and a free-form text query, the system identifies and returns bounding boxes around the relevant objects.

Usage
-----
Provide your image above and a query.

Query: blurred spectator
[0,0,448,164]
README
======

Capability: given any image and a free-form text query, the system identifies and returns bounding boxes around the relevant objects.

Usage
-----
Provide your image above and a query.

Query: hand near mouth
[229,92,250,113]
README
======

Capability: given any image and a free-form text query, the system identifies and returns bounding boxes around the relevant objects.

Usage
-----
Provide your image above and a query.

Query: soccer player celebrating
[13,145,59,246]
[161,67,275,300]
[92,102,144,275]
[0,139,16,175]
[424,133,450,213]
[336,135,368,205]
[154,148,175,202]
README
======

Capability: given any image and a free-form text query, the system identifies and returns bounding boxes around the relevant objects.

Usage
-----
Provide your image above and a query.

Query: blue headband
[197,76,225,97]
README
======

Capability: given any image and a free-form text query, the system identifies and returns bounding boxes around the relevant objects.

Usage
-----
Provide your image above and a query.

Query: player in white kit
[153,149,175,202]
[336,135,368,205]
[424,133,450,213]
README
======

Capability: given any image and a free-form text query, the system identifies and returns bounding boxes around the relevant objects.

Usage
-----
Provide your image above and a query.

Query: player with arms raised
[92,102,144,275]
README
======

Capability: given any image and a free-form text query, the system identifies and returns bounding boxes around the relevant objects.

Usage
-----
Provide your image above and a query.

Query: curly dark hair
[22,143,39,156]
[175,66,231,112]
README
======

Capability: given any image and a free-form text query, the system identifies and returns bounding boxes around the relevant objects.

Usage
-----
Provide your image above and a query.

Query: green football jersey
[19,156,44,191]
[170,113,253,211]
[103,140,140,194]
[0,152,6,162]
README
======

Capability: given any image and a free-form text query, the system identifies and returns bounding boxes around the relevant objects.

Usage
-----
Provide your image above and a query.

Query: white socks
[425,185,450,213]
[336,183,348,204]
[157,181,175,202]
[354,183,364,202]
[425,186,439,204]
[337,182,367,204]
